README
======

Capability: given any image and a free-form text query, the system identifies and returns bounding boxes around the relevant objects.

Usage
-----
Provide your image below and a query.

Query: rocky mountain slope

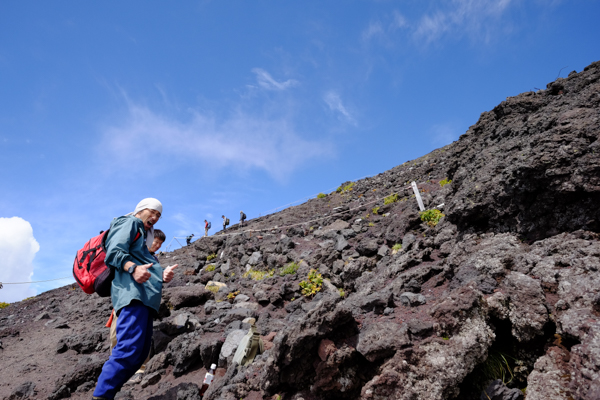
[1,60,599,400]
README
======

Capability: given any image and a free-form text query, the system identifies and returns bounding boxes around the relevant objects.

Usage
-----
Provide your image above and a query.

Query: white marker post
[411,181,426,211]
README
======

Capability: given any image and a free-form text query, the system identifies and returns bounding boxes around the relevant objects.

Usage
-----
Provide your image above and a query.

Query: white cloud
[362,21,385,41]
[0,217,40,303]
[101,100,332,181]
[323,91,356,125]
[414,0,514,44]
[362,11,408,43]
[252,68,299,91]
[391,10,408,30]
[363,1,515,47]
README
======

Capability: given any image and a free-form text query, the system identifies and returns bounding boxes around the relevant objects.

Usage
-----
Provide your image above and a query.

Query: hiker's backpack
[241,212,246,220]
[225,218,230,226]
[73,229,141,297]
[232,319,264,366]
[207,222,211,229]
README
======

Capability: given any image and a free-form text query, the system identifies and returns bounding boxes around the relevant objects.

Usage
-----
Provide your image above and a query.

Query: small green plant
[392,243,402,252]
[439,178,452,187]
[372,206,380,215]
[243,268,275,281]
[206,253,217,261]
[442,335,450,340]
[279,261,299,276]
[368,222,375,227]
[481,351,515,385]
[205,264,216,272]
[317,193,327,199]
[336,182,355,193]
[338,288,346,298]
[419,209,445,227]
[227,290,240,300]
[0,302,9,309]
[206,285,219,294]
[290,297,295,302]
[384,193,398,205]
[299,269,323,297]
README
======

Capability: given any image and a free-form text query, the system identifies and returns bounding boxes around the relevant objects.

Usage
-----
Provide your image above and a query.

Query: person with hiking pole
[93,198,178,400]
[240,210,247,227]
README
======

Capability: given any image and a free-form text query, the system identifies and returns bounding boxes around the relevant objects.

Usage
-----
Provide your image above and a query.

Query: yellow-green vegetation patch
[384,193,398,205]
[0,302,10,309]
[419,209,445,227]
[227,290,240,300]
[317,193,327,199]
[243,268,275,281]
[206,285,220,293]
[279,261,299,276]
[338,288,345,298]
[392,243,402,252]
[299,269,323,297]
[368,222,375,227]
[205,264,216,272]
[336,182,355,193]
[372,206,380,215]
[439,178,452,187]
[206,253,217,261]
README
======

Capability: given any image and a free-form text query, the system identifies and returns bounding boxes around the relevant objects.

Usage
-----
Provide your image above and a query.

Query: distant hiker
[186,233,194,246]
[105,229,166,385]
[222,215,230,232]
[204,220,211,237]
[240,210,247,227]
[93,198,178,399]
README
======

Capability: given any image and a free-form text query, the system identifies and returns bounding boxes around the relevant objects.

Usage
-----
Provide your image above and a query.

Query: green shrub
[206,253,217,261]
[317,193,327,199]
[0,302,9,309]
[299,269,323,297]
[419,209,445,227]
[392,243,402,251]
[338,288,346,298]
[439,178,452,187]
[372,206,380,215]
[368,222,375,227]
[279,261,299,276]
[205,264,216,272]
[244,268,275,281]
[336,182,355,193]
[384,194,398,205]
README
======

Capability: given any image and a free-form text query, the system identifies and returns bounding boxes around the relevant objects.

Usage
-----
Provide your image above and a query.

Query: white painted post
[411,181,426,211]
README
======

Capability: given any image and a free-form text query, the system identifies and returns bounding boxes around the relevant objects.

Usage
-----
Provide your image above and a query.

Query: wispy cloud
[414,0,514,44]
[100,98,333,181]
[323,91,356,125]
[0,217,39,302]
[361,11,408,43]
[362,21,385,42]
[363,1,515,46]
[252,68,299,91]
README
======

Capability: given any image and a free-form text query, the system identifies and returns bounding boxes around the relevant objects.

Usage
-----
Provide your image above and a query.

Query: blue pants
[93,302,153,399]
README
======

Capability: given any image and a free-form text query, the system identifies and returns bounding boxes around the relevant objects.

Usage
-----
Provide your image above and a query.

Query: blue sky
[1,0,599,302]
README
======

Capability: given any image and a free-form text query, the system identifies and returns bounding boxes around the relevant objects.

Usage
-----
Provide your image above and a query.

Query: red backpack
[73,229,141,297]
